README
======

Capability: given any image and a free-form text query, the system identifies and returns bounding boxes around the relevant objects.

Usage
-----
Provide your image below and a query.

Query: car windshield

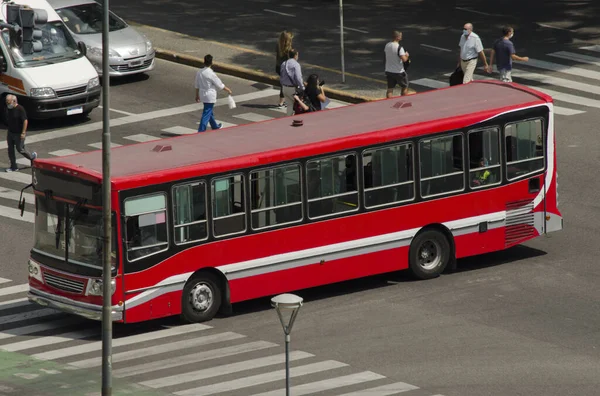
[1,22,82,67]
[56,3,127,34]
[33,196,116,270]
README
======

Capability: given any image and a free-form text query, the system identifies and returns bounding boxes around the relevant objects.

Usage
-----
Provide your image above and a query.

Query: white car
[48,0,155,76]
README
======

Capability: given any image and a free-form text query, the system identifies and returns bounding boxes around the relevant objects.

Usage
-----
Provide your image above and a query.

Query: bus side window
[420,135,464,197]
[123,193,169,261]
[505,119,545,180]
[468,127,501,188]
[363,143,414,208]
[172,182,208,245]
[212,174,246,237]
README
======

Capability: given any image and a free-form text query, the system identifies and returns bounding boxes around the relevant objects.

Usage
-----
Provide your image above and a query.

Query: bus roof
[35,81,552,190]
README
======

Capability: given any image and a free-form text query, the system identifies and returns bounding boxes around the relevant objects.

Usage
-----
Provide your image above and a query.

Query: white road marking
[551,107,585,116]
[0,170,32,184]
[0,308,58,326]
[233,113,274,122]
[0,284,29,297]
[580,44,600,52]
[411,78,449,89]
[337,25,369,34]
[455,7,503,16]
[48,149,80,157]
[248,371,385,396]
[123,134,160,143]
[536,23,576,32]
[548,51,600,67]
[0,278,10,284]
[69,331,245,369]
[196,121,238,129]
[0,187,34,203]
[87,142,122,149]
[327,100,349,109]
[421,44,452,52]
[161,126,197,135]
[16,158,32,166]
[0,317,82,340]
[535,87,600,110]
[0,89,279,150]
[142,351,313,389]
[1,328,97,352]
[523,58,600,80]
[32,323,211,360]
[0,298,29,311]
[335,381,420,396]
[97,106,135,116]
[174,360,348,396]
[0,205,33,223]
[115,340,277,378]
[269,106,287,114]
[263,8,295,17]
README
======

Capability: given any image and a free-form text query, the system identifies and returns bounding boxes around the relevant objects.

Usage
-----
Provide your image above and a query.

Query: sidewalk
[0,350,168,396]
[131,23,410,103]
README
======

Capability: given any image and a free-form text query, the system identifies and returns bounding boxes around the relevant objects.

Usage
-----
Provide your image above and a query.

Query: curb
[155,49,373,104]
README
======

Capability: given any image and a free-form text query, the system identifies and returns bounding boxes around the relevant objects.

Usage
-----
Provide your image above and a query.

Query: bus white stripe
[1,328,97,352]
[69,331,245,369]
[31,323,211,360]
[248,371,386,396]
[141,351,313,389]
[115,341,278,378]
[174,360,347,396]
[335,381,420,396]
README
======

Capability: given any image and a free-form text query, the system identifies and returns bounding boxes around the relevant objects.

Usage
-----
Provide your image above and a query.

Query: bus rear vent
[505,199,535,247]
[392,101,412,109]
[152,144,172,152]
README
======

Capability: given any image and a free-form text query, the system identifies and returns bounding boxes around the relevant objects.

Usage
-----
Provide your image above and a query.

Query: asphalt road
[0,59,599,396]
[110,0,600,83]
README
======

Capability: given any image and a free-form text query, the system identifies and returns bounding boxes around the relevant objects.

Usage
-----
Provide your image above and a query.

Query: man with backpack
[384,31,410,98]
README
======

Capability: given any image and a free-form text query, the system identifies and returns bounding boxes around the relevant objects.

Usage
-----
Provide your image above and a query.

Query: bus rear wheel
[409,229,450,280]
[181,273,222,323]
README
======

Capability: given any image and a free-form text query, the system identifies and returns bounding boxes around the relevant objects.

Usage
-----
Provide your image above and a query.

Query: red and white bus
[26,80,562,323]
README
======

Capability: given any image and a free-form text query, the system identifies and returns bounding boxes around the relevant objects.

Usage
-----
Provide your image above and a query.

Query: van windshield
[1,21,83,68]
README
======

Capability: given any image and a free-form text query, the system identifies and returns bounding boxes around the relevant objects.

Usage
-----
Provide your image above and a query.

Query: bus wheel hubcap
[418,240,441,271]
[190,283,213,312]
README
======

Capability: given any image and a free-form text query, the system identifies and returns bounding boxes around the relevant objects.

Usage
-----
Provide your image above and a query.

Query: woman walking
[293,74,327,113]
[275,30,294,108]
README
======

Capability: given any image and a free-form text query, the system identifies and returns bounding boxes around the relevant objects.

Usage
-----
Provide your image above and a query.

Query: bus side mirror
[0,54,7,73]
[77,41,86,56]
[18,197,25,217]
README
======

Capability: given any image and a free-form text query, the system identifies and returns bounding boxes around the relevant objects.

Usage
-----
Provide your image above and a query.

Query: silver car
[48,0,155,77]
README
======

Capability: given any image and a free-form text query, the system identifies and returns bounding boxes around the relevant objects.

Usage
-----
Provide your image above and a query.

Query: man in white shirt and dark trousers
[458,23,490,83]
[384,31,410,98]
[279,50,304,116]
[195,54,232,132]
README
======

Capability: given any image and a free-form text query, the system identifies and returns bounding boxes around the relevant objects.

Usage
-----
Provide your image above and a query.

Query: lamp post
[271,293,303,396]
[339,0,346,82]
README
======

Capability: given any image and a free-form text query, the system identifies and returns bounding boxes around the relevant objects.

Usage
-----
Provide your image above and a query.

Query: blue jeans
[198,103,219,132]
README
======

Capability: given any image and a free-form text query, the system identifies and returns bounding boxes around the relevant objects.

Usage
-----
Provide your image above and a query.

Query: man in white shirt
[194,54,232,132]
[458,23,490,83]
[384,31,410,98]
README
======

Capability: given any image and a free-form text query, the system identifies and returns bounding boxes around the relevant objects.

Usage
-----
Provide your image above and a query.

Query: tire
[409,229,451,280]
[181,272,222,323]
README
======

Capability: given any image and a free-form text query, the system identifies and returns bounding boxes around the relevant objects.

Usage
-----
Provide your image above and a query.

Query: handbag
[399,46,410,71]
[449,66,464,86]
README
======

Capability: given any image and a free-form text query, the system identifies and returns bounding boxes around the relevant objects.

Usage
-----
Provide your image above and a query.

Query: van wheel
[181,273,222,323]
[409,229,450,280]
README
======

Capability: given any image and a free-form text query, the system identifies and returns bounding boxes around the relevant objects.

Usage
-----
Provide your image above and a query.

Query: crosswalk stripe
[0,278,9,285]
[141,351,313,389]
[115,340,278,378]
[0,204,33,223]
[335,381,420,396]
[0,187,35,203]
[248,371,385,396]
[521,58,600,80]
[580,44,600,52]
[0,284,29,297]
[0,317,82,340]
[535,87,600,109]
[327,99,348,109]
[548,51,600,67]
[48,149,80,157]
[69,331,245,369]
[0,308,58,326]
[161,126,198,135]
[195,121,238,129]
[123,134,161,143]
[16,158,32,166]
[269,106,287,114]
[1,328,97,352]
[233,113,274,122]
[174,360,348,396]
[0,298,29,311]
[411,78,449,89]
[88,142,122,149]
[32,323,211,360]
[552,107,585,116]
[0,170,32,184]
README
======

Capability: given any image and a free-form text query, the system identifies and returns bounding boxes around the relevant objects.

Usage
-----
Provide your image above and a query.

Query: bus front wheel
[409,229,450,280]
[181,272,222,323]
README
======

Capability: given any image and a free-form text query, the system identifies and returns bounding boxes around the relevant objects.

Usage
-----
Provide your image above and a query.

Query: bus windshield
[1,21,83,68]
[33,196,115,270]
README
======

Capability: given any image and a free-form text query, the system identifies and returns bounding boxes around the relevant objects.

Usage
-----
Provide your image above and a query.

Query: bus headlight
[88,279,116,296]
[28,260,43,282]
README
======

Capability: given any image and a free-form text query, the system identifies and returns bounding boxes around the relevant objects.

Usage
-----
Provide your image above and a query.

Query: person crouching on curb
[194,54,232,132]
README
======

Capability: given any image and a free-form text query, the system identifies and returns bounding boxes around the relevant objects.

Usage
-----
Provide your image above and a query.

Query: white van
[0,0,99,119]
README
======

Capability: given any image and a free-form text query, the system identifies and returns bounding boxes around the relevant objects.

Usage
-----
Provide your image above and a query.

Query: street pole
[101,0,112,394]
[285,333,290,396]
[271,294,303,396]
[339,0,345,83]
